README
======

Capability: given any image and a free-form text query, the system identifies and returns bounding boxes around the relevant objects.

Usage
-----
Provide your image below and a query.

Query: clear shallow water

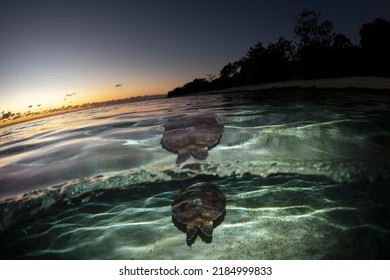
[0,89,390,259]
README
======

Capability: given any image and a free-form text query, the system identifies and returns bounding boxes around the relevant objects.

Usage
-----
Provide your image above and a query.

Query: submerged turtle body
[162,113,224,164]
[172,182,226,240]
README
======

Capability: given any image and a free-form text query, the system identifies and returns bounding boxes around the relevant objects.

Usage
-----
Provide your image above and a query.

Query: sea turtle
[162,113,224,164]
[171,182,227,240]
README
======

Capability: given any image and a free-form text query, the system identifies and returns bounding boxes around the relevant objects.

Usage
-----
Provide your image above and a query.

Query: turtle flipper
[177,149,191,164]
[193,147,208,160]
[186,224,198,240]
[200,221,213,237]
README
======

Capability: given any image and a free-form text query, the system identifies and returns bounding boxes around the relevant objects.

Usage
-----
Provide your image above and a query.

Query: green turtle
[162,113,224,164]
[171,182,226,240]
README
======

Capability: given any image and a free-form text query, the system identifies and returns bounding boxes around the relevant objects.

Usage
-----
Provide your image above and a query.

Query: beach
[186,76,390,96]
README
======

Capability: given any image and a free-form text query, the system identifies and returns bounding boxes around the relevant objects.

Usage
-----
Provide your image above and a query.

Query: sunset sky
[1,0,389,114]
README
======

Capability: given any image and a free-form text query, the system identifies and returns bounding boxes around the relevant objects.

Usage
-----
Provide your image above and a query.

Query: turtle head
[192,146,208,160]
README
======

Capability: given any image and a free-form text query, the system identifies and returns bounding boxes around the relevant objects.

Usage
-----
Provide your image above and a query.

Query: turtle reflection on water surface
[172,182,226,241]
[162,113,224,164]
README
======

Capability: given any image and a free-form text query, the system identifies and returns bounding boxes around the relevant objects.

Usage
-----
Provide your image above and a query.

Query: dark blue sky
[1,0,389,112]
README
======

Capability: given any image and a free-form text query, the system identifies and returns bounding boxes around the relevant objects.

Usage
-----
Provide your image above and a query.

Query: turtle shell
[162,113,224,164]
[172,182,226,239]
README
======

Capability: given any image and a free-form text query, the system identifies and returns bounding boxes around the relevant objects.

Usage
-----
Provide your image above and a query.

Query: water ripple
[1,91,390,259]
[0,174,389,259]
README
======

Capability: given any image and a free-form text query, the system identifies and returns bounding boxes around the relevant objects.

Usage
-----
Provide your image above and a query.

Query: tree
[236,42,267,84]
[360,18,390,76]
[1,111,12,120]
[294,9,336,78]
[332,33,353,50]
[262,37,295,81]
[245,42,266,63]
[167,9,382,96]
[294,9,335,48]
[329,33,361,76]
[219,62,240,78]
[266,37,295,61]
[360,18,390,50]
[205,73,216,82]
[167,78,211,97]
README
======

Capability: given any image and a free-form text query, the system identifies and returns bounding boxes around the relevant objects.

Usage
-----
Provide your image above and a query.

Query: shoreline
[0,94,165,129]
[0,107,87,129]
[2,76,390,129]
[181,76,390,96]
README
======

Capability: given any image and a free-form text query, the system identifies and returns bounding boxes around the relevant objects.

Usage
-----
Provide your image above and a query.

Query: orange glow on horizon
[1,83,175,114]
[0,90,169,128]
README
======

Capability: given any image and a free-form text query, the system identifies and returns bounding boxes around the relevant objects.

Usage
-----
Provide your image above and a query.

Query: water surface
[1,89,389,259]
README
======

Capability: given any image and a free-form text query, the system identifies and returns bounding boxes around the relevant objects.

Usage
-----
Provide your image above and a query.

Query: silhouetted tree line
[167,9,390,97]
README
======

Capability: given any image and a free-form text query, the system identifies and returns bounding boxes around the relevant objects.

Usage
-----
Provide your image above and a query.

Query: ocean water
[0,89,389,259]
